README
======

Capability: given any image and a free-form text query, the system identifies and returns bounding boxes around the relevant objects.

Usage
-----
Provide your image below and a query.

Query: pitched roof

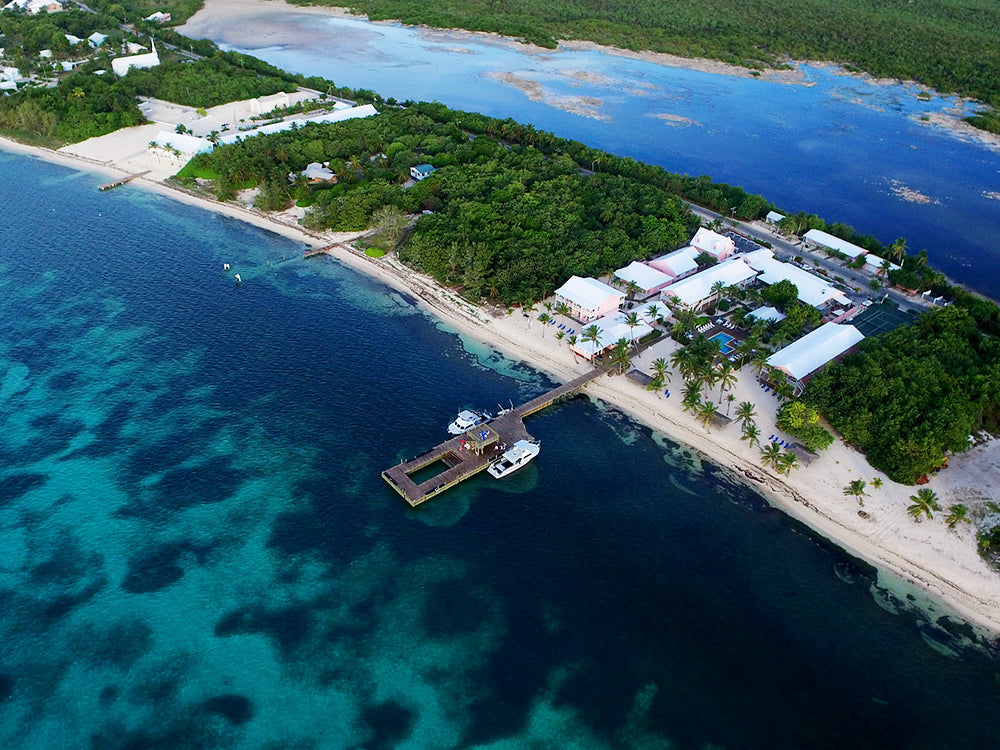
[803,229,867,259]
[649,246,699,277]
[744,253,850,309]
[767,322,864,381]
[664,257,758,307]
[555,276,624,312]
[570,310,654,357]
[614,261,671,292]
[690,227,736,257]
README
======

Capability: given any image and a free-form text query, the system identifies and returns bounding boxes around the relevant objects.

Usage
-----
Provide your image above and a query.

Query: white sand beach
[4,128,1000,637]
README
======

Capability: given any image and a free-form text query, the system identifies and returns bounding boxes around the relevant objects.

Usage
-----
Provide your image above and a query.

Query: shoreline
[180,0,1000,150]
[4,132,1000,640]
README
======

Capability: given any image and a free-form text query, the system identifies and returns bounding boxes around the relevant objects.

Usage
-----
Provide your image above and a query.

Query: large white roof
[217,104,378,145]
[632,299,671,324]
[745,253,850,309]
[767,322,864,381]
[650,246,699,277]
[663,257,759,307]
[152,130,214,156]
[614,261,671,292]
[690,227,736,258]
[571,310,654,357]
[555,276,624,312]
[803,229,867,259]
[748,305,785,323]
[863,254,901,273]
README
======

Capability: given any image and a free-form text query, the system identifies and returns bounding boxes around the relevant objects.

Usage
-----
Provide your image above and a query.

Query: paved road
[684,202,931,315]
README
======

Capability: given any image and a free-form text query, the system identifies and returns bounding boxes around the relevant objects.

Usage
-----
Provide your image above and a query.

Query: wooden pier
[98,171,149,191]
[382,368,603,506]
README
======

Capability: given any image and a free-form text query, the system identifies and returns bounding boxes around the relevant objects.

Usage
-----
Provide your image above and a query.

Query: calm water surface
[192,11,1000,299]
[2,150,1000,748]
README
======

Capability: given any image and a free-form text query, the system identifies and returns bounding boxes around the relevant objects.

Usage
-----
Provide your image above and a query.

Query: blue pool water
[710,331,736,355]
[3,146,1000,749]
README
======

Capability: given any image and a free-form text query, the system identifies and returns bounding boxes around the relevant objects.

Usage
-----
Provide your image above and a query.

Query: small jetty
[98,171,149,191]
[303,244,338,259]
[382,369,603,506]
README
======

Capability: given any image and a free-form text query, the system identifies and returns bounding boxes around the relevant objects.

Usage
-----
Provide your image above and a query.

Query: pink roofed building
[613,261,673,299]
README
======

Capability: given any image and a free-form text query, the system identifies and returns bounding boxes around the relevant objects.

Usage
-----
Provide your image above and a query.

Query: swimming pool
[710,331,736,355]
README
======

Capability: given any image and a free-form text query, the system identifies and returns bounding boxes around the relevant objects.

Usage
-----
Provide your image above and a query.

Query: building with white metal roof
[216,104,378,145]
[765,211,785,224]
[802,229,867,259]
[863,254,901,274]
[690,227,736,260]
[112,42,160,76]
[569,310,654,360]
[745,252,851,310]
[661,256,759,310]
[613,261,672,299]
[648,246,700,279]
[555,276,624,322]
[766,322,864,391]
[748,306,786,323]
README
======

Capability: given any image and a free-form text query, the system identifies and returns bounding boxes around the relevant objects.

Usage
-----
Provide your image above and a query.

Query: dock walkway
[98,171,149,191]
[382,368,603,506]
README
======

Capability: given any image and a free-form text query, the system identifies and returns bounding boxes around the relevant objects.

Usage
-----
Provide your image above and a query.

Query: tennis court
[851,302,916,337]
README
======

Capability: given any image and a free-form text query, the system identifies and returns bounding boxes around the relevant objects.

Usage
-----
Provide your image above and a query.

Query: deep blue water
[192,11,1000,299]
[3,149,1000,747]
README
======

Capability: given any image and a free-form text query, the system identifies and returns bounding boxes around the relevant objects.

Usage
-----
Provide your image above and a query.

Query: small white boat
[487,439,540,479]
[234,273,242,284]
[224,263,231,271]
[447,409,491,435]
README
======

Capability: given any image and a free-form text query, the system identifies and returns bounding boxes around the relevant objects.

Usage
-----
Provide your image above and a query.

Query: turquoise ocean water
[2,151,1000,748]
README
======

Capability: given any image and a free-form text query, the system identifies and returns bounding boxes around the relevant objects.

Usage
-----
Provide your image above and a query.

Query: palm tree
[889,237,907,262]
[870,477,883,489]
[710,280,727,308]
[625,280,642,301]
[777,450,799,476]
[646,303,662,326]
[735,401,757,428]
[760,441,783,470]
[681,381,702,414]
[697,400,717,432]
[908,488,941,522]
[651,358,671,385]
[945,504,971,531]
[538,312,551,335]
[741,422,761,448]
[624,311,641,351]
[749,350,770,376]
[725,393,737,415]
[716,361,738,399]
[844,479,868,506]
[581,324,602,359]
[670,348,695,381]
[524,301,536,326]
[611,338,632,374]
[555,330,565,342]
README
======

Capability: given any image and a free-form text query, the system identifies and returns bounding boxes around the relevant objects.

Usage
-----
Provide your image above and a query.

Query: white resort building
[613,261,673,299]
[745,251,851,313]
[569,310,654,360]
[689,227,736,261]
[647,246,700,280]
[766,322,864,393]
[661,256,759,310]
[802,229,867,260]
[112,42,160,76]
[554,276,624,323]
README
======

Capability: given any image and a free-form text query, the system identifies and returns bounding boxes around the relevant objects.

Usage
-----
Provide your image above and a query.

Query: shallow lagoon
[2,149,1000,748]
[193,10,1000,299]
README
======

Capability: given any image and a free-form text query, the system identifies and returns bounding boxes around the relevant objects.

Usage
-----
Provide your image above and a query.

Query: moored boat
[447,409,491,435]
[487,439,540,479]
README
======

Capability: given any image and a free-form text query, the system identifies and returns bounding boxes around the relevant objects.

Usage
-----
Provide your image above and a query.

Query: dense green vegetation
[293,0,1000,120]
[805,305,1000,484]
[180,105,697,302]
[0,10,357,145]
